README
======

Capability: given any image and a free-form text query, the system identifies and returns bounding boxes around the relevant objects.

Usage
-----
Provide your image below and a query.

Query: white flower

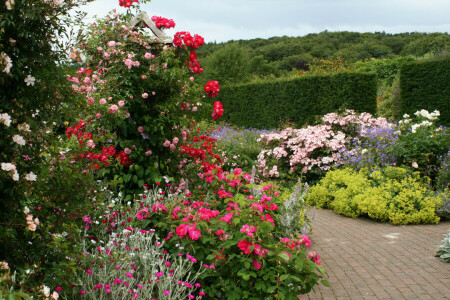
[1,52,13,73]
[25,172,37,181]
[79,53,86,63]
[5,0,14,10]
[43,286,51,297]
[1,162,16,172]
[412,162,419,168]
[12,134,26,146]
[24,206,30,214]
[402,114,410,119]
[12,172,19,181]
[24,75,35,86]
[0,113,12,126]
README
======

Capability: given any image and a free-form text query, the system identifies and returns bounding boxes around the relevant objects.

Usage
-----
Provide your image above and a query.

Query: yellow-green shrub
[307,167,443,225]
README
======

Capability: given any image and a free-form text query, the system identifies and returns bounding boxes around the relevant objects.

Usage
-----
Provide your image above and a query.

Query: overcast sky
[81,0,450,43]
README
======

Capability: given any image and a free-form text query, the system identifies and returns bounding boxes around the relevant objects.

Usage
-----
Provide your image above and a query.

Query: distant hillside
[195,31,450,84]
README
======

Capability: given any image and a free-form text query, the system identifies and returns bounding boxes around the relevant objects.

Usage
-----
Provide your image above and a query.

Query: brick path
[305,209,450,299]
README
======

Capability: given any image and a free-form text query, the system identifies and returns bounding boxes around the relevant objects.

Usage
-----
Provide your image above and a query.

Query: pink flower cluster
[257,110,393,176]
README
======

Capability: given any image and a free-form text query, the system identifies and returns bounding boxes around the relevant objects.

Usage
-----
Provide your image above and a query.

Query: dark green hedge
[399,57,450,126]
[216,72,377,129]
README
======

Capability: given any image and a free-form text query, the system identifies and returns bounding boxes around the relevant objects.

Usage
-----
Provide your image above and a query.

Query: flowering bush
[257,110,392,182]
[122,180,326,298]
[64,8,222,198]
[390,111,449,186]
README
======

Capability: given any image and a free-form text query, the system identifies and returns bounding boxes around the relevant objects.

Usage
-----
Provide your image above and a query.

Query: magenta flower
[126,272,133,278]
[164,290,170,296]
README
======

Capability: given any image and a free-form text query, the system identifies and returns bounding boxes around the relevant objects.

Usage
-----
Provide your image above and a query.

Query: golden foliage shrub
[307,167,443,225]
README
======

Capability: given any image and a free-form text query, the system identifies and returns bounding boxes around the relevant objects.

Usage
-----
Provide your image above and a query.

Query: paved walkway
[305,209,450,299]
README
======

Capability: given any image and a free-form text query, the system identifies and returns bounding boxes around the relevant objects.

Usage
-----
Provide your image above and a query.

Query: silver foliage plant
[436,231,450,263]
[71,189,205,299]
[279,178,314,236]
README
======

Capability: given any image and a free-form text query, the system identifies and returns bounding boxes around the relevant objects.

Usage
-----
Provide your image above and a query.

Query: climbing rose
[204,80,220,97]
[119,0,138,8]
[212,101,224,121]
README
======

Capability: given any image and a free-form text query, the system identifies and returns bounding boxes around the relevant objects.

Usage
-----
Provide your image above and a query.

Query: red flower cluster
[173,32,205,50]
[151,16,176,29]
[66,120,131,168]
[212,101,224,121]
[119,0,138,8]
[188,51,203,74]
[66,120,91,143]
[204,80,220,97]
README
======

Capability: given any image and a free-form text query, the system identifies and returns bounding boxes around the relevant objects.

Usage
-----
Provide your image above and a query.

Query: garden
[0,0,449,299]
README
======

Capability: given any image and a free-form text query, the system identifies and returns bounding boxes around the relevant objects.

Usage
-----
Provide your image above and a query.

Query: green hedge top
[216,72,377,129]
[400,57,450,126]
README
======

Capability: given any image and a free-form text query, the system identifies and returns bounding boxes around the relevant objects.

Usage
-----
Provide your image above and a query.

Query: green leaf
[267,286,277,293]
[316,265,326,275]
[277,252,290,262]
[242,273,250,281]
[280,274,289,281]
[321,280,331,287]
[244,261,250,269]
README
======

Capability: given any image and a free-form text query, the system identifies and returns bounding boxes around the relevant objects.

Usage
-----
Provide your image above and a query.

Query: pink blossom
[96,113,101,119]
[219,213,233,223]
[141,75,146,79]
[99,98,106,104]
[253,259,261,270]
[189,76,194,81]
[169,144,176,151]
[108,105,118,113]
[163,140,170,147]
[172,137,179,145]
[124,148,132,154]
[107,41,116,47]
[118,100,125,107]
[240,224,258,238]
[145,150,152,156]
[189,229,201,240]
[144,52,152,59]
[142,93,148,99]
[82,215,92,224]
[138,126,144,133]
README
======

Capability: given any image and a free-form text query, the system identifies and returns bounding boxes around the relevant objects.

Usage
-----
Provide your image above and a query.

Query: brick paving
[305,209,450,299]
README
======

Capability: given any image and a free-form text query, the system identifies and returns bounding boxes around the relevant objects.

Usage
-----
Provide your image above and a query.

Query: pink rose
[169,144,176,151]
[108,104,118,113]
[145,150,152,156]
[99,98,106,104]
[124,148,132,154]
[107,41,116,47]
[96,113,101,119]
[138,126,144,133]
[141,75,146,79]
[118,101,125,107]
[142,93,148,99]
[144,52,152,59]
[163,140,170,147]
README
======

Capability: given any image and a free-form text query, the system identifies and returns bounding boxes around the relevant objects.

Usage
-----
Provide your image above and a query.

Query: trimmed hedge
[216,72,377,129]
[399,57,450,126]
